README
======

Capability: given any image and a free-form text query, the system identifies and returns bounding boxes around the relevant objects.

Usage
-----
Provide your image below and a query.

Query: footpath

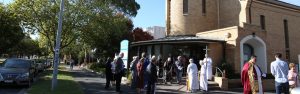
[66,65,276,94]
[66,66,136,94]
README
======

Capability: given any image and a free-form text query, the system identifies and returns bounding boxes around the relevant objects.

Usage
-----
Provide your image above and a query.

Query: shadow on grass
[69,70,103,78]
[71,69,137,94]
[75,80,137,94]
[41,69,74,77]
[27,70,83,94]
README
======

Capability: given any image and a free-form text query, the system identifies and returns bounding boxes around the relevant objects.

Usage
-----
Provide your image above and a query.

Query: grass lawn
[27,66,83,94]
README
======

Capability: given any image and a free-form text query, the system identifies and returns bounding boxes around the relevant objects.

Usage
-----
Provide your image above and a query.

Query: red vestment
[136,61,144,88]
[241,62,257,94]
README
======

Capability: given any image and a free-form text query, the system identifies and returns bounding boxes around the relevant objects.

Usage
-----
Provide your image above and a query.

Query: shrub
[89,62,105,73]
[217,60,235,79]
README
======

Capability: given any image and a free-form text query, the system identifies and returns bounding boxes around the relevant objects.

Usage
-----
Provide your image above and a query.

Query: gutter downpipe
[249,0,253,24]
[166,0,171,36]
[217,0,220,28]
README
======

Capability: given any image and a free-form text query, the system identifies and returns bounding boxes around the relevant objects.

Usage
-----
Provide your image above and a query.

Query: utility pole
[52,0,64,91]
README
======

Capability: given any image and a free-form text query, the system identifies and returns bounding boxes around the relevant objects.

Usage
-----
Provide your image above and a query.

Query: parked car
[30,60,39,76]
[33,59,46,72]
[0,58,35,86]
[46,59,53,68]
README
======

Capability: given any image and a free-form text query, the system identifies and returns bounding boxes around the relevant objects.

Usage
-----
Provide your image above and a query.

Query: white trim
[240,35,267,73]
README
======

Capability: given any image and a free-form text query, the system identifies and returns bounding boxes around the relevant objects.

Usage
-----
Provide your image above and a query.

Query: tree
[130,27,154,42]
[8,36,41,58]
[0,3,24,55]
[9,0,140,58]
[82,16,134,58]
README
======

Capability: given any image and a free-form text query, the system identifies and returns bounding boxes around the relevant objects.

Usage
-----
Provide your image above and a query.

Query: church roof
[130,35,225,47]
[258,0,300,10]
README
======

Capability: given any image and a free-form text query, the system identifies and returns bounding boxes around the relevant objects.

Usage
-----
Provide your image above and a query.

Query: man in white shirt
[271,53,289,94]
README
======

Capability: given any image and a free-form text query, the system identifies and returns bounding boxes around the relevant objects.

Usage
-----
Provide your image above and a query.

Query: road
[0,85,27,94]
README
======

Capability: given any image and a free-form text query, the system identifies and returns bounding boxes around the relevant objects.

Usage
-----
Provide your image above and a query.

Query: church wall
[219,0,241,28]
[208,43,223,74]
[238,0,251,27]
[250,1,300,64]
[169,0,185,35]
[236,24,268,73]
[288,17,300,64]
[170,0,300,74]
[196,26,240,73]
[169,0,218,36]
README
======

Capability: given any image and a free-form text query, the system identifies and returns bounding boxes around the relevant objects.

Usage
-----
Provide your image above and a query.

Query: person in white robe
[203,54,213,80]
[187,58,199,93]
[199,60,208,91]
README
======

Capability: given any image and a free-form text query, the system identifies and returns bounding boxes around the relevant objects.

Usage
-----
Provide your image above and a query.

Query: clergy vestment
[203,57,213,80]
[199,60,208,91]
[241,62,264,94]
[187,63,199,91]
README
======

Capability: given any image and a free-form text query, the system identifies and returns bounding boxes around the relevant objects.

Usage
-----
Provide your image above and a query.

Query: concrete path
[67,66,136,94]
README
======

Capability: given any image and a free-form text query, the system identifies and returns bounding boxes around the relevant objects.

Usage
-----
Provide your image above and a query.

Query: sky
[2,0,300,30]
[132,0,165,29]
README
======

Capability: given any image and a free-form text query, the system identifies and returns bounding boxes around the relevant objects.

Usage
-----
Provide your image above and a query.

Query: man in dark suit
[115,53,124,92]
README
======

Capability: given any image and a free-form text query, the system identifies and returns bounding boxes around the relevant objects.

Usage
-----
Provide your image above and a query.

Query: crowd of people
[101,51,298,94]
[105,53,212,94]
[104,52,300,94]
[104,52,214,93]
[241,53,299,94]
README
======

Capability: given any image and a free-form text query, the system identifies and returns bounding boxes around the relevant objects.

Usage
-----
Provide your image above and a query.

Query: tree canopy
[8,36,41,57]
[9,0,140,58]
[130,27,154,42]
[0,4,24,55]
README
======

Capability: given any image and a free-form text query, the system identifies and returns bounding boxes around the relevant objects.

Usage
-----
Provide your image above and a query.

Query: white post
[52,0,64,91]
[298,55,300,64]
[298,55,300,73]
[203,45,210,75]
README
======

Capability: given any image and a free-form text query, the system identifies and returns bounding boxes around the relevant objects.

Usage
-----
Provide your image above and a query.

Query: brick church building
[164,0,300,74]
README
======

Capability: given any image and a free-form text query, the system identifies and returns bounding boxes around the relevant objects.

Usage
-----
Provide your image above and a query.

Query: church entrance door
[240,35,267,73]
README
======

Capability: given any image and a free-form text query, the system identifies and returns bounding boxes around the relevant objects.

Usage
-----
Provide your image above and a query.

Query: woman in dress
[136,58,145,94]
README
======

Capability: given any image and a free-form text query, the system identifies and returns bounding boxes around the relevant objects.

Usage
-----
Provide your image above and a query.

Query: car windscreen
[3,59,30,68]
